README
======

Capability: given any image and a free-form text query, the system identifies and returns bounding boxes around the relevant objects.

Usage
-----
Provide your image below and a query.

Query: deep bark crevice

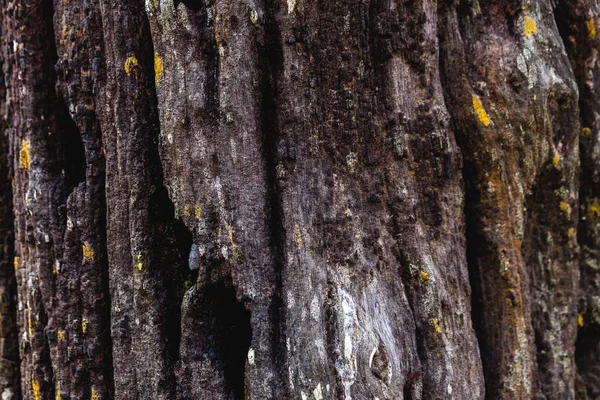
[207,280,252,399]
[258,0,287,395]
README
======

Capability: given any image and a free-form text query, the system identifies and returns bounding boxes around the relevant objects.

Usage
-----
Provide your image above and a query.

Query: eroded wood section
[274,0,482,398]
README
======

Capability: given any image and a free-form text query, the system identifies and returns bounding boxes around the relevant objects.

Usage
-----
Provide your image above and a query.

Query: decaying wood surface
[0,0,599,399]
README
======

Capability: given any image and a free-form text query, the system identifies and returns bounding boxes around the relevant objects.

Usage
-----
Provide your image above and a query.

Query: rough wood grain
[0,0,598,399]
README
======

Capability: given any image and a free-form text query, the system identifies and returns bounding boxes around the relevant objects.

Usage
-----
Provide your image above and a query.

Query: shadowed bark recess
[0,0,598,399]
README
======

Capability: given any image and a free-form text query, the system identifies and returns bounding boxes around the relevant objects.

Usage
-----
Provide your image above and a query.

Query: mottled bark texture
[0,0,598,399]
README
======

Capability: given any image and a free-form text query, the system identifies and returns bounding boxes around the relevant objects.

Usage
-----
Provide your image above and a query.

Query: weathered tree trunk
[0,0,598,399]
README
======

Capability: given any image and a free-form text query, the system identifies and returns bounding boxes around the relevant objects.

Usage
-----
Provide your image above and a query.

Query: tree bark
[0,0,598,399]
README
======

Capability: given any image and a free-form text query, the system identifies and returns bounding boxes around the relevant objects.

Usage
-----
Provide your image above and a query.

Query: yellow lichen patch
[225,224,240,261]
[153,0,158,9]
[82,318,88,334]
[568,227,576,239]
[250,9,258,24]
[524,16,537,36]
[560,201,570,214]
[13,256,19,271]
[154,52,163,86]
[195,204,201,219]
[124,55,139,76]
[420,271,430,284]
[552,153,560,168]
[432,318,441,334]
[91,387,99,400]
[587,18,596,38]
[57,329,65,342]
[56,383,61,400]
[32,377,41,400]
[578,313,584,327]
[82,241,94,263]
[183,204,191,217]
[582,127,592,136]
[137,253,143,271]
[472,95,490,126]
[294,226,303,248]
[19,139,31,170]
[589,200,600,219]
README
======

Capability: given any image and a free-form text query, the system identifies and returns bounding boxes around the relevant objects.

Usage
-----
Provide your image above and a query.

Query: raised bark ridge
[0,0,598,399]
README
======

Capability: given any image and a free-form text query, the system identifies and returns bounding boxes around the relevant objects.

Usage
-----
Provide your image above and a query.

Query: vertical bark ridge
[146,0,281,397]
[554,1,600,398]
[0,28,20,397]
[96,1,192,398]
[439,0,580,398]
[49,0,115,397]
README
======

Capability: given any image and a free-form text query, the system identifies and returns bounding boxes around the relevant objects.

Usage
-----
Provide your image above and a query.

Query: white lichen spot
[337,288,358,398]
[448,384,453,394]
[250,9,258,24]
[310,295,320,321]
[313,383,323,400]
[287,0,296,14]
[188,243,199,270]
[287,291,296,309]
[301,391,307,400]
[167,133,173,144]
[247,348,255,365]
[2,388,14,400]
[346,152,358,171]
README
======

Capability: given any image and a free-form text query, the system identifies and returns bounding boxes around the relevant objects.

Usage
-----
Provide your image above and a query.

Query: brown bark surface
[0,0,598,399]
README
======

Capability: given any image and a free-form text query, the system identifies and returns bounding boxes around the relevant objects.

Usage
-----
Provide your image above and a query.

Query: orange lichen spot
[124,55,139,75]
[57,329,65,342]
[432,318,441,334]
[82,241,94,262]
[420,271,431,284]
[137,253,143,271]
[32,377,41,400]
[294,226,303,248]
[91,387,99,400]
[587,18,596,38]
[154,52,163,86]
[524,16,537,36]
[13,256,19,271]
[552,153,560,168]
[183,204,191,217]
[589,200,600,219]
[19,139,31,170]
[472,95,490,126]
[82,318,88,334]
[578,313,584,327]
[560,201,570,214]
[194,204,201,219]
[582,127,592,136]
